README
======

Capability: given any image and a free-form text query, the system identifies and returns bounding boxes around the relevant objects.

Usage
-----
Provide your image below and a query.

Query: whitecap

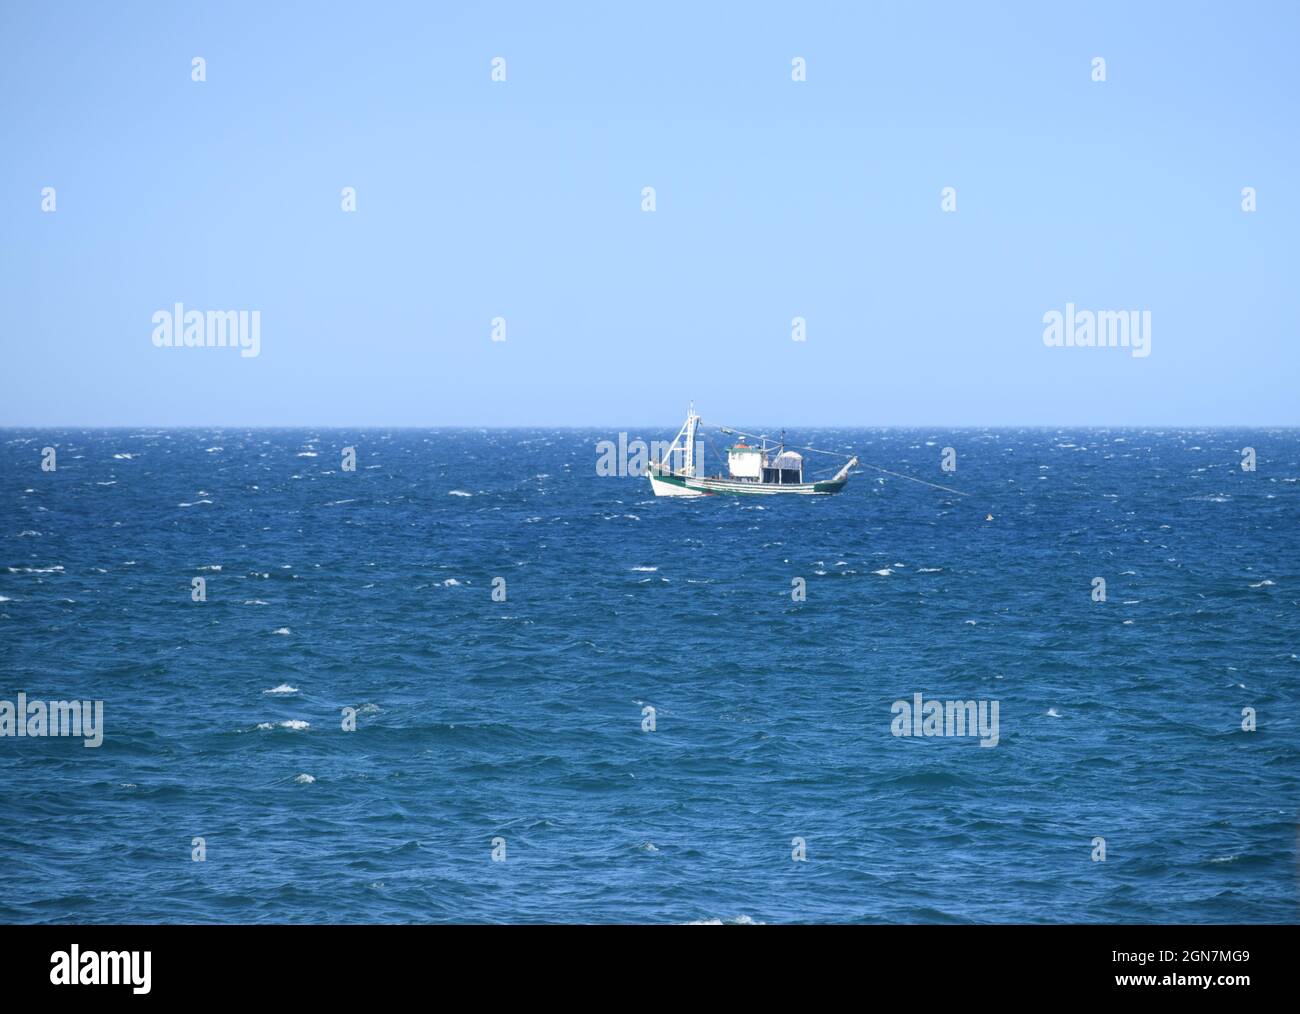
[293,773,316,784]
[1249,580,1274,588]
[631,566,658,573]
[872,568,893,576]
[264,684,299,695]
[448,490,472,497]
[271,627,292,635]
[1046,708,1061,718]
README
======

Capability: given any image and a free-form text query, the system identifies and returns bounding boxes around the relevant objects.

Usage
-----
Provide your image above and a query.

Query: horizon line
[2,422,1298,431]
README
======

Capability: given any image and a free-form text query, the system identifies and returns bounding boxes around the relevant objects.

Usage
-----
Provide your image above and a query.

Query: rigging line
[858,463,968,497]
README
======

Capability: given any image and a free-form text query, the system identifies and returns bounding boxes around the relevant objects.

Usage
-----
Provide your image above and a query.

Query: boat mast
[657,402,701,477]
[683,402,699,477]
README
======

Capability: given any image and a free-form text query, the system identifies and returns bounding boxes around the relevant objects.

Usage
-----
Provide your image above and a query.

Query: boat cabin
[727,444,804,484]
[764,450,804,484]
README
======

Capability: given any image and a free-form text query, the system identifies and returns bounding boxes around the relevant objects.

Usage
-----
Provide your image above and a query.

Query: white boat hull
[647,470,848,497]
[648,473,710,497]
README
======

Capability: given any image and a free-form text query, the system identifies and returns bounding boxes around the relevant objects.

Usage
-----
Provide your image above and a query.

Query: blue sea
[1,428,1297,924]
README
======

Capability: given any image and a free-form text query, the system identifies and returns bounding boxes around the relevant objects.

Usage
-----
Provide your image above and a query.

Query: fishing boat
[647,404,858,497]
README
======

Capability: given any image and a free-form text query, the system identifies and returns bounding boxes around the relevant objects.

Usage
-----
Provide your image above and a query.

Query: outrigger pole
[718,426,967,497]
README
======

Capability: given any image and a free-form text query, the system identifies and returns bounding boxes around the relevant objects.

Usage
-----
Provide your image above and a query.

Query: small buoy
[985,513,994,521]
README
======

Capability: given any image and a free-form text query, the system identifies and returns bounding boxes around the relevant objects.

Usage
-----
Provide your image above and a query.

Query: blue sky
[2,1,1296,426]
